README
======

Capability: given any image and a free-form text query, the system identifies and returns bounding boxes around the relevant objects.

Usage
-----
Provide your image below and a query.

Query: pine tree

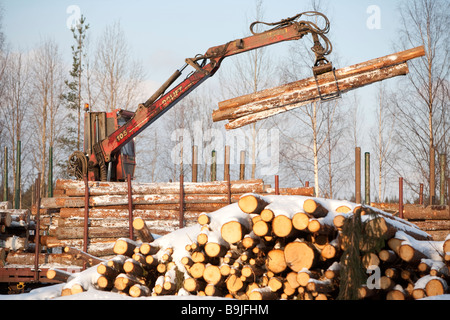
[63,15,89,151]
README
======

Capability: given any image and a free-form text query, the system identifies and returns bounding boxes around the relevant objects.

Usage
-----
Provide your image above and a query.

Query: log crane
[68,11,334,181]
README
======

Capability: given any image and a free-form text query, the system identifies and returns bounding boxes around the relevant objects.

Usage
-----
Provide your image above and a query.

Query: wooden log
[189,262,206,279]
[96,275,114,291]
[324,261,340,280]
[41,193,245,209]
[226,274,245,293]
[0,211,12,227]
[70,283,85,295]
[214,47,425,129]
[97,262,120,278]
[217,47,424,112]
[378,249,399,264]
[132,217,155,243]
[5,252,83,266]
[123,258,145,278]
[221,220,249,244]
[321,239,340,260]
[303,199,328,218]
[139,242,159,256]
[283,240,319,272]
[272,215,298,238]
[238,194,270,214]
[372,203,450,220]
[265,248,287,274]
[248,286,278,300]
[386,285,407,300]
[292,211,311,231]
[113,238,139,257]
[268,276,284,292]
[197,213,211,225]
[204,240,228,258]
[306,278,334,293]
[252,220,270,237]
[203,264,224,285]
[205,284,223,297]
[183,276,206,293]
[242,232,259,250]
[114,273,142,292]
[46,268,76,282]
[129,284,150,297]
[64,246,105,265]
[296,269,319,287]
[425,277,448,297]
[307,218,335,235]
[56,179,266,197]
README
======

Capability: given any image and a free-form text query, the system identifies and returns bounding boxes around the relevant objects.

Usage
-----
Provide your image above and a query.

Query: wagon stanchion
[275,175,279,195]
[83,174,89,268]
[33,173,41,282]
[399,177,404,219]
[127,173,133,240]
[179,174,184,229]
[419,183,424,205]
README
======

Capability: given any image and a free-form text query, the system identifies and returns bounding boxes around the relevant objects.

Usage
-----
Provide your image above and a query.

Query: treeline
[0,0,448,210]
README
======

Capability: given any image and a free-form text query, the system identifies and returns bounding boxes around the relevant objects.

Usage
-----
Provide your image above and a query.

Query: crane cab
[84,108,136,181]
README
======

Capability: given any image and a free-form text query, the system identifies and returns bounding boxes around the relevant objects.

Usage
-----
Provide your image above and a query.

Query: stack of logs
[50,193,450,300]
[371,203,450,241]
[212,46,425,130]
[0,201,34,266]
[33,179,313,260]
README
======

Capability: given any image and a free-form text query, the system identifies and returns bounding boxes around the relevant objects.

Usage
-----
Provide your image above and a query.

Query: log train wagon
[0,178,314,292]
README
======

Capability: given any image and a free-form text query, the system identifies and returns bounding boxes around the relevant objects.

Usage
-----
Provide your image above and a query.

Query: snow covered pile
[1,193,449,300]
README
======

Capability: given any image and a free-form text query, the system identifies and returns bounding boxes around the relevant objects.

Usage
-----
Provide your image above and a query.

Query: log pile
[212,46,425,130]
[371,203,450,241]
[50,194,450,300]
[0,201,34,267]
[32,179,313,260]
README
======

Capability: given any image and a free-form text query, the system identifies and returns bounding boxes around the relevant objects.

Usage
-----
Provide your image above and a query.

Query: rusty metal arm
[90,12,332,173]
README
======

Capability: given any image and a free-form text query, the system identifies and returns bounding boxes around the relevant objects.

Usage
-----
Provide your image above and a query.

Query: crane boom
[69,11,333,181]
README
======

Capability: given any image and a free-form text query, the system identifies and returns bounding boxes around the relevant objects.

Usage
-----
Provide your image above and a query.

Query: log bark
[56,179,265,196]
[213,47,425,129]
[46,268,75,282]
[217,47,424,112]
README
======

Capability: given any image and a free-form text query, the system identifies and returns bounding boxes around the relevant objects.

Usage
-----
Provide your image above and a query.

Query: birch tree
[94,21,146,112]
[390,0,449,204]
[30,39,66,196]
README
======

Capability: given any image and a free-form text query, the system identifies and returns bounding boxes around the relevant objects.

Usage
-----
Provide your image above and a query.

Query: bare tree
[94,21,146,112]
[218,0,278,180]
[370,83,397,202]
[30,39,66,196]
[0,51,31,206]
[390,0,449,204]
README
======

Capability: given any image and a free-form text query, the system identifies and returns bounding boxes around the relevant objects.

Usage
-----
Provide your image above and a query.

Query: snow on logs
[50,193,450,300]
[212,46,425,130]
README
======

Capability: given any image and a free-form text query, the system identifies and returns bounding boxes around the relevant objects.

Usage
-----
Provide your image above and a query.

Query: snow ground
[0,194,449,301]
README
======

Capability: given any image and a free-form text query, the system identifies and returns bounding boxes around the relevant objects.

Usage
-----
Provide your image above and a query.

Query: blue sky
[3,0,402,84]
